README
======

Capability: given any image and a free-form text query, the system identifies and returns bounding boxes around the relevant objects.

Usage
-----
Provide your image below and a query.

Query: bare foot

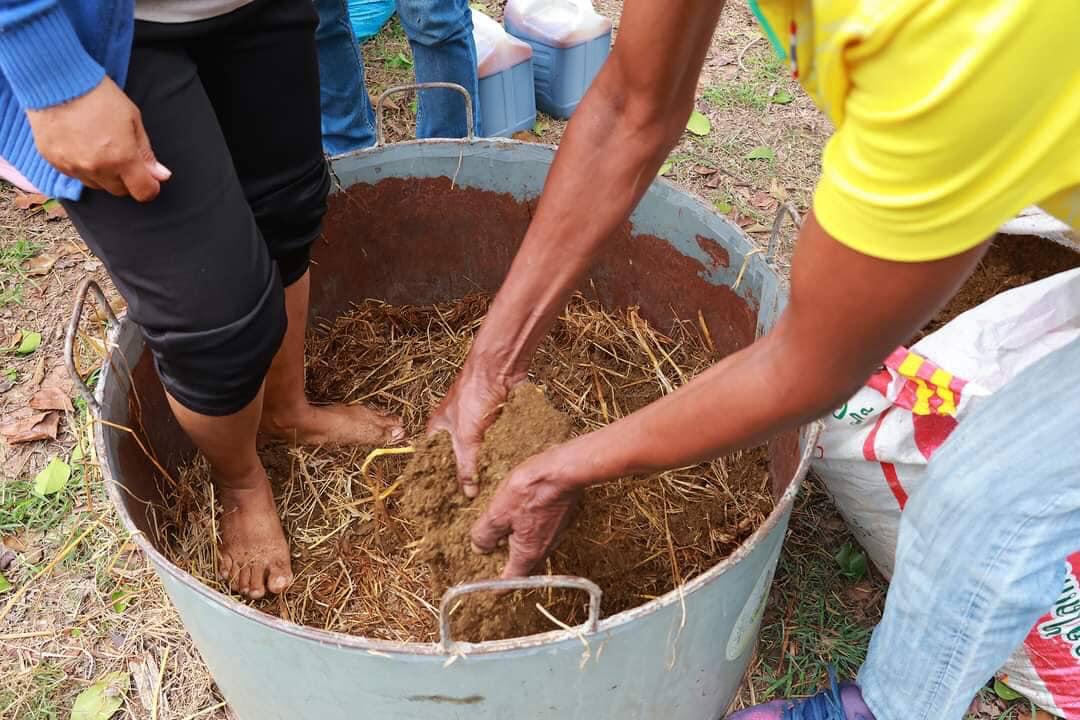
[216,475,294,600]
[261,402,405,447]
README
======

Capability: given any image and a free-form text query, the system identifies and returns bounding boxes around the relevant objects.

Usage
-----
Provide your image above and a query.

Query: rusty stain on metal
[695,235,730,270]
[316,177,755,356]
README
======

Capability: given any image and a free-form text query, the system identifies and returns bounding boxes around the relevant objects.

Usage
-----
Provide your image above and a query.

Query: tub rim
[93,135,817,657]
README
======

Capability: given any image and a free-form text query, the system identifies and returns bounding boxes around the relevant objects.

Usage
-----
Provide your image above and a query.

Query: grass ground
[0,1,1033,718]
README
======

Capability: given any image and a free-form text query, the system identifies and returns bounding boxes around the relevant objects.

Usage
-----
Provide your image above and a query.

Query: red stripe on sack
[861,408,909,509]
[1022,553,1080,717]
[867,369,891,397]
[880,462,908,510]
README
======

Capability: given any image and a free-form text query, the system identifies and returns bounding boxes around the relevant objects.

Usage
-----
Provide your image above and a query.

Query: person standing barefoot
[1,0,404,600]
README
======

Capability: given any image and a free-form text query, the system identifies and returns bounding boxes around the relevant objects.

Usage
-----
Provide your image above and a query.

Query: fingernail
[153,161,172,179]
[463,482,478,498]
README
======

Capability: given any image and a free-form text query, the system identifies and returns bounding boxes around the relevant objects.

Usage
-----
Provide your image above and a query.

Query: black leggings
[63,0,329,416]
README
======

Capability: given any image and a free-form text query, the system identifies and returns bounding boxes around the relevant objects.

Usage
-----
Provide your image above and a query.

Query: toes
[247,562,269,601]
[237,565,253,598]
[267,560,294,595]
[218,552,234,582]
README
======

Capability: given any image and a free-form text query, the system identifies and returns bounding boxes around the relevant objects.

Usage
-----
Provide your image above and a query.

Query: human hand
[26,77,171,202]
[428,362,524,497]
[469,445,585,578]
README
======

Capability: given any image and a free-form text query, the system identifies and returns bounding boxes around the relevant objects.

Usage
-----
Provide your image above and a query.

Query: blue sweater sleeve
[0,0,106,110]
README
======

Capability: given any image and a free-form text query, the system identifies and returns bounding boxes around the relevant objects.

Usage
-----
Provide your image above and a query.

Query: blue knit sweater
[0,0,133,199]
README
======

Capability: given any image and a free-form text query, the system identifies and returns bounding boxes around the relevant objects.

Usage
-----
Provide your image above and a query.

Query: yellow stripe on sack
[930,368,958,416]
[897,352,925,379]
[912,378,934,415]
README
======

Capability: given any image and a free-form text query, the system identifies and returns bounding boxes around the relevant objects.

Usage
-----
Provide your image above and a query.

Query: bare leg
[260,270,405,445]
[166,387,293,600]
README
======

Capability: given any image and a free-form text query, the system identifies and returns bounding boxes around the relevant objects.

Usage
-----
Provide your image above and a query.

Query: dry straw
[153,293,773,642]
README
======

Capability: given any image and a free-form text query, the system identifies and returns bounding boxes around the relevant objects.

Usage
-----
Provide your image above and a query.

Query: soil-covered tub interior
[118,169,1078,647]
[152,293,776,643]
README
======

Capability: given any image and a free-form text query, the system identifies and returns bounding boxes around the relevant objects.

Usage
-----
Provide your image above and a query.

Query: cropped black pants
[63,0,329,415]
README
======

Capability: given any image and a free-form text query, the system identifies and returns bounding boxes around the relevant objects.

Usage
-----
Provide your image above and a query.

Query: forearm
[551,214,988,487]
[560,324,852,484]
[463,0,728,388]
[469,64,686,384]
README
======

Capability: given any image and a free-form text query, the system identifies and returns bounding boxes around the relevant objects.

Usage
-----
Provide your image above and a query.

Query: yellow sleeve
[812,0,1080,262]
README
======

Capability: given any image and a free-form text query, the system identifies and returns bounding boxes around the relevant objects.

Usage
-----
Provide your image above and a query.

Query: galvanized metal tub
[73,120,818,720]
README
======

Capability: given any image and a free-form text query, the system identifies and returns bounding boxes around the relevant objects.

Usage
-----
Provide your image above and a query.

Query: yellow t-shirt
[749,0,1080,261]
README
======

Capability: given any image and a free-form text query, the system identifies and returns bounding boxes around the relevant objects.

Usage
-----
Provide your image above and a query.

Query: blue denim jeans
[859,336,1080,720]
[314,0,480,155]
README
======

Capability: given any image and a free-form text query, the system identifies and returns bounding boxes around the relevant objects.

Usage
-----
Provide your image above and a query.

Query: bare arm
[430,0,728,488]
[472,215,987,577]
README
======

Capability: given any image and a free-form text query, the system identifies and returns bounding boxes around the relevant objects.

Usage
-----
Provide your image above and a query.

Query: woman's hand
[470,444,587,578]
[26,77,171,201]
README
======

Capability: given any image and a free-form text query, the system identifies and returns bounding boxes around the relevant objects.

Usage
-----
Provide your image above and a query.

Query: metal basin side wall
[91,138,802,720]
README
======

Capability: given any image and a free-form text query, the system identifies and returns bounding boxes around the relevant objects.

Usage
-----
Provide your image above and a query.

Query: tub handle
[767,202,802,264]
[374,82,475,147]
[65,278,117,416]
[439,575,603,650]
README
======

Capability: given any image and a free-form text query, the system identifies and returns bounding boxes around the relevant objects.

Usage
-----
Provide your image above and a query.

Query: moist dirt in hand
[157,293,774,643]
[399,384,574,641]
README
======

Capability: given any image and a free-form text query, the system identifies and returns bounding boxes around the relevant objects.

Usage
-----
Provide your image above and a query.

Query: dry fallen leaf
[24,253,58,276]
[750,190,778,211]
[29,386,73,413]
[511,130,541,143]
[41,364,74,396]
[704,174,721,189]
[692,165,717,176]
[0,410,59,444]
[13,192,47,210]
[42,199,67,219]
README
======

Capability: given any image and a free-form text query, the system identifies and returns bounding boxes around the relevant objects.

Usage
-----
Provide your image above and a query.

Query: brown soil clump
[914,235,1079,342]
[156,293,774,644]
[400,384,573,641]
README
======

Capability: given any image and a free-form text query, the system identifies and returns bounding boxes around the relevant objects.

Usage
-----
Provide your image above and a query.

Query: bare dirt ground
[0,2,1034,718]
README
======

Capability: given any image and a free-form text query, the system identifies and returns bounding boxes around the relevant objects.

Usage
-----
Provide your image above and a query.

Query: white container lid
[473,9,534,78]
[504,0,612,48]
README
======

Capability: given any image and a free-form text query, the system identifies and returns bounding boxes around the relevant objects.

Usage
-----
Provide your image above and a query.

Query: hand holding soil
[470,442,584,579]
[426,362,521,498]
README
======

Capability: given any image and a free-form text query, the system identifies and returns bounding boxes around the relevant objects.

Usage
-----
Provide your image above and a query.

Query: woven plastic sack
[348,0,395,43]
[813,265,1080,718]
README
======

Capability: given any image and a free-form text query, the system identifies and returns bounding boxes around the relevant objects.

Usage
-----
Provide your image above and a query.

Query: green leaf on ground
[657,162,673,177]
[0,573,11,593]
[713,199,734,214]
[745,146,776,161]
[71,442,85,466]
[835,542,868,581]
[16,331,41,355]
[386,52,413,70]
[71,671,128,720]
[110,589,130,614]
[33,457,71,497]
[771,89,795,105]
[686,109,712,136]
[993,679,1022,701]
